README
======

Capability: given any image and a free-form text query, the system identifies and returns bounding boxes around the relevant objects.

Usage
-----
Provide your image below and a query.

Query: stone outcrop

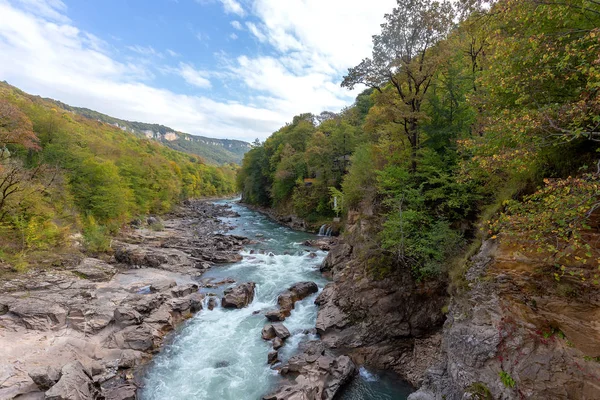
[221,282,256,308]
[314,238,446,386]
[409,240,600,400]
[263,341,356,400]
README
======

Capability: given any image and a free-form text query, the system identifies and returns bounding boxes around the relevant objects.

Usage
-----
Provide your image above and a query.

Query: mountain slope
[43,96,251,165]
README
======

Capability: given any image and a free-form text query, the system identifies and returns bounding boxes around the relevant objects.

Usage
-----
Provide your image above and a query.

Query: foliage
[0,82,237,262]
[492,172,600,276]
[46,98,250,165]
[499,370,516,388]
[239,0,600,282]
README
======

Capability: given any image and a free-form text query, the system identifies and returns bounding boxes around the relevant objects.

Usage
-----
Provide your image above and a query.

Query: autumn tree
[342,0,454,171]
[0,99,39,152]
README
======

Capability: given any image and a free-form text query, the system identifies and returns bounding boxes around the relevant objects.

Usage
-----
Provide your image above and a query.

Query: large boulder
[28,365,61,391]
[72,258,116,282]
[44,361,94,400]
[262,324,276,340]
[267,281,319,322]
[278,282,318,310]
[9,299,67,331]
[272,323,290,340]
[221,282,256,308]
[263,341,355,400]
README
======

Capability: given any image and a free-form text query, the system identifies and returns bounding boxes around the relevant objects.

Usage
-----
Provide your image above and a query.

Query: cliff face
[316,205,600,399]
[410,239,600,399]
[314,211,448,387]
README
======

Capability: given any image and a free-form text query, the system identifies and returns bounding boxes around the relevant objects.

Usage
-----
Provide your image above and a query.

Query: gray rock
[272,337,284,350]
[221,282,256,308]
[10,299,67,331]
[264,340,355,400]
[267,351,278,365]
[45,361,93,400]
[114,308,143,327]
[272,323,290,340]
[103,384,136,400]
[28,365,61,391]
[264,309,285,322]
[72,258,116,282]
[262,324,276,340]
[207,297,218,310]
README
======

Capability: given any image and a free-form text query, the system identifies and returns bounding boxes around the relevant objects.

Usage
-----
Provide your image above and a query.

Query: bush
[82,216,111,253]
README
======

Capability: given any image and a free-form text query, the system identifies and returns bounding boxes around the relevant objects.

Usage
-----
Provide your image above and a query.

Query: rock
[109,324,155,351]
[215,361,230,368]
[73,258,116,282]
[271,281,319,320]
[9,299,67,331]
[272,323,290,340]
[149,280,177,293]
[28,365,61,391]
[264,341,355,400]
[221,282,256,309]
[207,297,218,310]
[114,308,143,327]
[103,384,137,400]
[262,324,276,340]
[45,361,93,400]
[264,309,285,322]
[268,351,278,365]
[147,216,160,226]
[189,293,204,313]
[170,283,198,298]
[272,337,284,350]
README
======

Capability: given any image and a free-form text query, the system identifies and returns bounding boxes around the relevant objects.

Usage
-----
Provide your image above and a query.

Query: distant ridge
[43,95,251,165]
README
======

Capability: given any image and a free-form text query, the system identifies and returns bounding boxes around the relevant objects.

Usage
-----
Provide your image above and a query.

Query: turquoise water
[140,199,413,399]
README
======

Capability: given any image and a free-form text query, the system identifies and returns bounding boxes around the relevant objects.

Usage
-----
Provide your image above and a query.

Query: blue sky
[0,0,396,141]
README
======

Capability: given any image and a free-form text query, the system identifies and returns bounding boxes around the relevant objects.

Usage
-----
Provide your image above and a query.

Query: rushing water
[141,200,413,400]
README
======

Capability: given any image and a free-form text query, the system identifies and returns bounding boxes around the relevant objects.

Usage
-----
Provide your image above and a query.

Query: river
[140,199,413,400]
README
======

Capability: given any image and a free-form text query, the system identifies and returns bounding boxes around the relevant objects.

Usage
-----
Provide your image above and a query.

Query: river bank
[0,201,248,399]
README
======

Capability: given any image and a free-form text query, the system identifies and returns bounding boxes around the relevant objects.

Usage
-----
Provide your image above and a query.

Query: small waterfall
[318,224,327,236]
[325,227,332,237]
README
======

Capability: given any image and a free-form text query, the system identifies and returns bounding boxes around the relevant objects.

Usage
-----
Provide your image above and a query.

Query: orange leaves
[0,99,40,151]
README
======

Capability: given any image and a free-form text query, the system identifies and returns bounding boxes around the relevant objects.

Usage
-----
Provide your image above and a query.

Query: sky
[0,0,397,142]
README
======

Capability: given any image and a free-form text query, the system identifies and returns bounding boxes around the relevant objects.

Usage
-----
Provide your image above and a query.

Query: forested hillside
[44,96,251,165]
[0,83,236,270]
[238,0,600,280]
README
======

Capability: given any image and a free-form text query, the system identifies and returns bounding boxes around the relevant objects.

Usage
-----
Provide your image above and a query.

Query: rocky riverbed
[0,201,250,399]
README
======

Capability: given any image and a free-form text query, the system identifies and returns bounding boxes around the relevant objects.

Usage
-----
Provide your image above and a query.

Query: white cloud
[252,0,396,70]
[178,63,212,88]
[0,0,399,141]
[229,32,238,40]
[0,1,282,140]
[127,44,163,58]
[15,0,69,23]
[166,48,180,57]
[245,22,266,42]
[219,0,244,16]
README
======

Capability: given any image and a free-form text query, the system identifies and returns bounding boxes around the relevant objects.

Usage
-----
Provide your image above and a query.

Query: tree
[342,0,454,171]
[0,99,39,155]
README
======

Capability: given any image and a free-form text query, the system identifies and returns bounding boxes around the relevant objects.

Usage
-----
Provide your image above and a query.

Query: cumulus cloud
[0,1,282,140]
[0,0,398,141]
[178,63,212,88]
[219,0,244,16]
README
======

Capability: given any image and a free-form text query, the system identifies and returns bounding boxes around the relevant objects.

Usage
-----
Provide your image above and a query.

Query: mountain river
[140,199,413,400]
